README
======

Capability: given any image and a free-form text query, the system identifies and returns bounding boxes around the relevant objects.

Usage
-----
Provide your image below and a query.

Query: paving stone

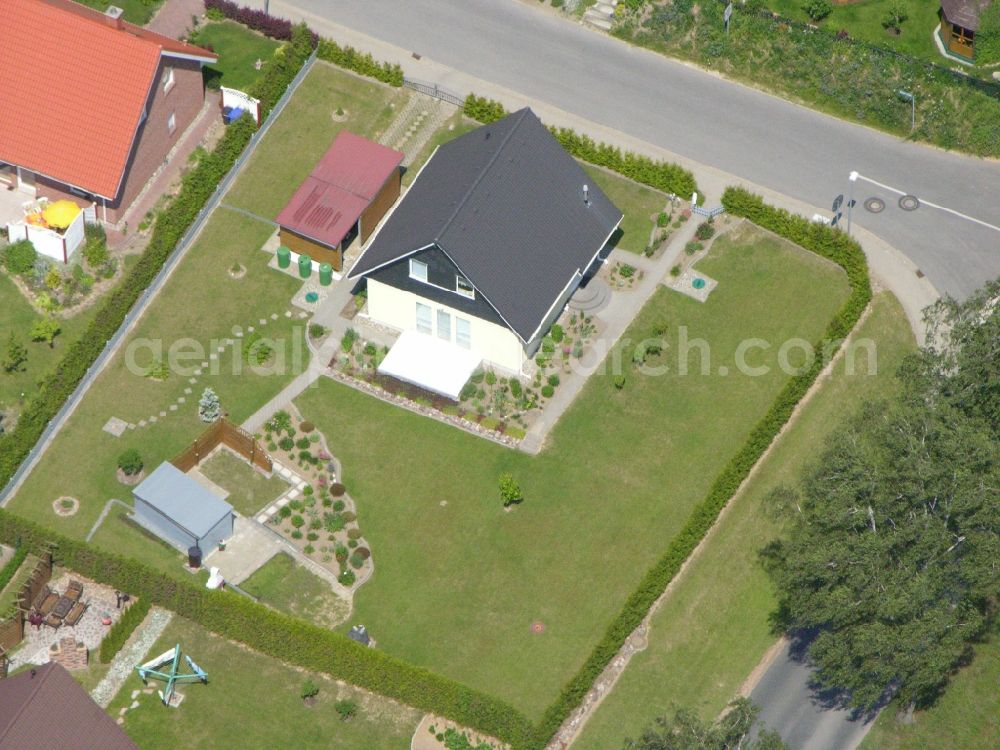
[259,319,266,325]
[138,420,147,428]
[210,353,217,360]
[184,388,192,394]
[257,515,269,523]
[247,326,254,333]
[102,417,129,438]
[148,415,158,423]
[288,489,299,500]
[177,397,185,404]
[116,717,125,726]
[201,362,208,368]
[126,423,136,430]
[189,377,197,384]
[159,411,166,418]
[271,313,279,320]
[169,405,177,412]
[298,311,308,318]
[277,497,290,508]
[193,369,202,376]
[284,311,292,318]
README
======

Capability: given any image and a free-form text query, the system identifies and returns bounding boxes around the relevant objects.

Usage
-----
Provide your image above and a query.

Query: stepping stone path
[91,607,173,708]
[102,417,129,438]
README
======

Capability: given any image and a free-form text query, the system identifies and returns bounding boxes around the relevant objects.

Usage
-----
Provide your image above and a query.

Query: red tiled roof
[276,132,403,249]
[0,0,216,200]
[0,663,139,750]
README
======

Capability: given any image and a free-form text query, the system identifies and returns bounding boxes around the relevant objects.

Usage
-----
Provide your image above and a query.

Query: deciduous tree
[624,698,787,749]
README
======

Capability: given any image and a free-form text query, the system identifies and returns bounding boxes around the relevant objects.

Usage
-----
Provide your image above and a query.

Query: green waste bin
[298,254,312,279]
[276,245,291,269]
[319,262,333,286]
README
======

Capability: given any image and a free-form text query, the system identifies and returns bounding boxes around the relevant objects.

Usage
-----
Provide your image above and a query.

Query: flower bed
[261,409,372,589]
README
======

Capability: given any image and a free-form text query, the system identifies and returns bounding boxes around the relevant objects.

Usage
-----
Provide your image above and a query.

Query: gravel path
[91,607,174,708]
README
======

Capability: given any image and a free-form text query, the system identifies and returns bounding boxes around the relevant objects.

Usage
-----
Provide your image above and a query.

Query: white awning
[378,329,481,400]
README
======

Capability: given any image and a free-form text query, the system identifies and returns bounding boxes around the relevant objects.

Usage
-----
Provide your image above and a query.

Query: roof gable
[0,0,215,199]
[349,109,622,342]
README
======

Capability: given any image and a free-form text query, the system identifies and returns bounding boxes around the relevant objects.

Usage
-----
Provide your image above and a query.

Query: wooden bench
[64,601,87,627]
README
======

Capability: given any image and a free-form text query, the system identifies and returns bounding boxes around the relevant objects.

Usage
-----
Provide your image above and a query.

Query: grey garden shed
[132,462,234,554]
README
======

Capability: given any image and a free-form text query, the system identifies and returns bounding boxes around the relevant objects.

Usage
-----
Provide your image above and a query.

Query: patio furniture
[31,586,53,611]
[44,612,62,629]
[52,595,73,620]
[28,611,44,630]
[36,591,59,618]
[64,601,87,627]
[65,580,83,602]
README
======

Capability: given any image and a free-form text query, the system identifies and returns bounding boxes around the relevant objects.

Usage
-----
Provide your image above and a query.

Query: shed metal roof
[276,131,403,249]
[133,462,232,539]
[348,108,622,343]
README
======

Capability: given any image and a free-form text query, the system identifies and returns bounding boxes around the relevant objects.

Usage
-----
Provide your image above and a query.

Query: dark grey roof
[0,663,139,750]
[133,462,232,538]
[941,0,991,30]
[349,108,622,342]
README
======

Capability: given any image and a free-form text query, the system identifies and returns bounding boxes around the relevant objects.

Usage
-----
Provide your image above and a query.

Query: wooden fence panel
[172,419,272,475]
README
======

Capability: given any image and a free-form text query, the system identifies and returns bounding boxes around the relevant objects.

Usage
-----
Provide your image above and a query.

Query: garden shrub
[685,241,703,255]
[978,3,1000,64]
[341,328,358,353]
[2,239,37,275]
[333,500,345,512]
[330,483,346,497]
[0,25,314,489]
[335,698,357,719]
[509,379,523,399]
[547,374,560,387]
[485,370,497,386]
[613,374,626,390]
[307,531,319,541]
[801,0,832,21]
[117,449,143,476]
[480,416,499,430]
[550,324,564,343]
[296,437,311,450]
[291,530,303,540]
[299,420,315,433]
[278,505,292,519]
[347,528,362,540]
[460,382,478,401]
[340,569,356,586]
[278,436,294,451]
[532,188,871,746]
[340,511,356,523]
[354,547,371,560]
[349,553,364,569]
[0,546,28,594]
[301,678,319,699]
[290,515,305,529]
[541,385,555,398]
[303,485,314,495]
[99,597,152,663]
[694,221,715,241]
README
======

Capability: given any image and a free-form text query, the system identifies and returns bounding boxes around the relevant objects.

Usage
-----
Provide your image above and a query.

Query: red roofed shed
[276,132,403,271]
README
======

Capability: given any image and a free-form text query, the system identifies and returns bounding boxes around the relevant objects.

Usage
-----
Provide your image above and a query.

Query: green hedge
[0,27,313,489]
[463,95,699,202]
[0,545,28,598]
[0,511,536,747]
[316,38,403,86]
[99,596,152,664]
[533,187,871,745]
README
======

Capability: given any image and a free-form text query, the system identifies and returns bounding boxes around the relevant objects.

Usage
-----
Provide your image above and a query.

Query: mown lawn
[109,615,420,750]
[240,552,349,627]
[766,0,942,63]
[6,63,406,568]
[74,0,164,25]
[198,449,288,517]
[295,224,852,717]
[575,291,916,749]
[190,20,281,92]
[224,62,409,220]
[0,270,101,423]
[861,622,1000,750]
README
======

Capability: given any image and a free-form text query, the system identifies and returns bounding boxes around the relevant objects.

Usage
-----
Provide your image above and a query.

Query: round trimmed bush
[341,511,356,523]
[290,515,305,528]
[306,532,319,542]
[347,527,362,540]
[349,553,365,569]
[355,547,371,560]
[278,437,294,451]
[541,385,555,398]
[303,485,313,496]
[330,483,346,497]
[296,437,311,450]
[117,449,143,476]
[299,420,315,433]
[348,539,358,549]
[291,530,303,540]
[333,500,345,512]
[278,506,292,519]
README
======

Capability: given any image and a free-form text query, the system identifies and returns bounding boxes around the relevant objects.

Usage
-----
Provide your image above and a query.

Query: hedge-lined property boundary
[0,511,536,747]
[99,596,153,664]
[0,27,314,489]
[205,0,404,86]
[532,187,872,744]
[463,94,699,202]
[0,546,28,599]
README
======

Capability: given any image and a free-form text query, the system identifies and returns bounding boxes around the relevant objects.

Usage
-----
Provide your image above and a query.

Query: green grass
[190,21,281,92]
[402,112,479,187]
[197,449,288,516]
[295,224,851,717]
[240,552,349,627]
[575,290,916,748]
[582,164,666,254]
[0,271,101,422]
[73,0,164,25]
[225,63,409,219]
[403,114,666,253]
[109,615,420,750]
[766,0,942,63]
[862,622,1000,750]
[0,553,37,613]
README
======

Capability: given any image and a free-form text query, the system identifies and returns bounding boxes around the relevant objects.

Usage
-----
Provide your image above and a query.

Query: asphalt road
[750,640,877,750]
[273,0,1000,300]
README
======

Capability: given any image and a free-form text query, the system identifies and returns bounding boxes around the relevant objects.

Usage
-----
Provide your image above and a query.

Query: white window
[167,112,177,135]
[455,275,475,299]
[409,258,428,282]
[416,302,432,334]
[456,317,471,349]
[437,309,452,341]
[163,66,176,94]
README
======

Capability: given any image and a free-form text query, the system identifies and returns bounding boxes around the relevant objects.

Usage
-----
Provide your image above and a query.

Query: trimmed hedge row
[463,95,699,202]
[533,187,871,744]
[0,510,536,748]
[99,596,152,664]
[204,0,403,86]
[0,27,313,488]
[0,545,28,599]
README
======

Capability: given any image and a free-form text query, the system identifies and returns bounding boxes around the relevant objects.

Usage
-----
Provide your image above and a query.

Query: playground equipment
[135,644,208,706]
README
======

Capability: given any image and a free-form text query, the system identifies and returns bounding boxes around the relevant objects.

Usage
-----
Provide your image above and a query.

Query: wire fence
[403,77,465,107]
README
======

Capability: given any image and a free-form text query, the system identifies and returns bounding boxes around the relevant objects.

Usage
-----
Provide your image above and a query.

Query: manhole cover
[899,194,920,211]
[864,197,886,213]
